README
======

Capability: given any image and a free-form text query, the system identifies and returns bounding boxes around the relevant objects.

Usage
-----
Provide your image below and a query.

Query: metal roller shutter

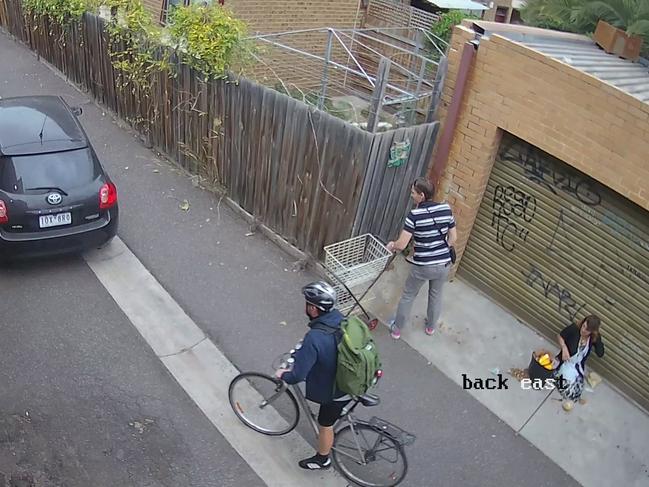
[458,132,649,411]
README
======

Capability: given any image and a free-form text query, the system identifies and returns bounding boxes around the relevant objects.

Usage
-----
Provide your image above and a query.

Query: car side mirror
[71,106,83,116]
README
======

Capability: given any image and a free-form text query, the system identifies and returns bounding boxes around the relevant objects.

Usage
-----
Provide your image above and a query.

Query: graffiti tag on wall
[522,263,588,323]
[491,184,536,252]
[500,142,602,206]
[492,136,649,326]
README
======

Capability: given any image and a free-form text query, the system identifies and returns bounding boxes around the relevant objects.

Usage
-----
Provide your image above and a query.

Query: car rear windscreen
[0,148,101,194]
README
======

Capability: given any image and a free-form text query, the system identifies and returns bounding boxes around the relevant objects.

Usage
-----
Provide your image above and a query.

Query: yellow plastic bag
[534,350,555,370]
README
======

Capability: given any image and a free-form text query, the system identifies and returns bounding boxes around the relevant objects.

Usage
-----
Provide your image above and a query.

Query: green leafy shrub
[20,0,253,78]
[100,0,167,91]
[430,10,480,44]
[22,0,91,24]
[167,3,250,79]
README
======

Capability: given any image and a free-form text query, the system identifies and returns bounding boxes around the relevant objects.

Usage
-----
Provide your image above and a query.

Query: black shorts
[318,399,351,427]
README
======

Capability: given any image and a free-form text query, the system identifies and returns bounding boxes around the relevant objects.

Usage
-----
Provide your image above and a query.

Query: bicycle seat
[358,393,380,407]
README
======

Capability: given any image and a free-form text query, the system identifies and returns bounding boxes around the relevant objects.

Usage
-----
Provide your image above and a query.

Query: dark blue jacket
[281,309,344,404]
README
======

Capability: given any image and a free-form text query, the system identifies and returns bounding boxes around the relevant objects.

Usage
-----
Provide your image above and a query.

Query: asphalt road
[0,257,264,487]
[0,29,580,487]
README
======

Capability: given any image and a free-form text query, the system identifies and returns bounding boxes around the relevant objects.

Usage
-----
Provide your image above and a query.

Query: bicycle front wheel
[332,423,408,487]
[228,372,300,436]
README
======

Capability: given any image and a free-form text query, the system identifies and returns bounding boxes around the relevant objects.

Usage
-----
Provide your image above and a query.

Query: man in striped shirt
[386,177,457,339]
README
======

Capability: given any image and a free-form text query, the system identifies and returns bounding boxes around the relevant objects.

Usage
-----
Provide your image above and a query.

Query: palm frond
[627,18,649,37]
[543,0,589,30]
[521,0,649,46]
[575,1,626,29]
[520,0,576,30]
[636,0,649,20]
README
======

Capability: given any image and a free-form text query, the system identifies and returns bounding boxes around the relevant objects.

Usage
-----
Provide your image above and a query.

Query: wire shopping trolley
[323,233,396,330]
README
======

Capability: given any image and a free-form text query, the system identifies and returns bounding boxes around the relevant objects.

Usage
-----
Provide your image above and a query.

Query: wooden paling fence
[0,0,439,258]
[354,122,439,242]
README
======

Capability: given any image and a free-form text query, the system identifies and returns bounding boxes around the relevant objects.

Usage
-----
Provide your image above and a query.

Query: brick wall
[146,1,363,91]
[148,0,363,31]
[241,29,356,99]
[224,0,364,81]
[433,22,649,268]
[226,0,362,34]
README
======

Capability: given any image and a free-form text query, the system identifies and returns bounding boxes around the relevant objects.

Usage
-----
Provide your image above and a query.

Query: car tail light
[0,199,8,224]
[99,182,117,209]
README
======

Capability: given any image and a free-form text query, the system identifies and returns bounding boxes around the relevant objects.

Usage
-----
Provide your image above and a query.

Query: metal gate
[458,132,649,411]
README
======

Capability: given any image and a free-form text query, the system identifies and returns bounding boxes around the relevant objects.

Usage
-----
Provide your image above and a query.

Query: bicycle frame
[272,346,410,474]
[288,383,320,437]
[230,371,411,487]
[288,383,373,466]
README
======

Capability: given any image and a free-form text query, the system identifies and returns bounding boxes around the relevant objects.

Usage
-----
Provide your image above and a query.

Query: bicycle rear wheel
[228,372,300,436]
[332,423,408,487]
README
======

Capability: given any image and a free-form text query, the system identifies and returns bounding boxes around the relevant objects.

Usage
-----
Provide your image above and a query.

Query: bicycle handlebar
[274,338,304,371]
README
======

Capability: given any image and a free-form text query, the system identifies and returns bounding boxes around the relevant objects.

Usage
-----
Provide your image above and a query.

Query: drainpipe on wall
[428,39,480,191]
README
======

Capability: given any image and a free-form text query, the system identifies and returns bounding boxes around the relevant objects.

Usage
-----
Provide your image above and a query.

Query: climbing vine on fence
[98,0,170,137]
[20,0,253,82]
[19,0,253,139]
[22,0,89,25]
[102,0,169,91]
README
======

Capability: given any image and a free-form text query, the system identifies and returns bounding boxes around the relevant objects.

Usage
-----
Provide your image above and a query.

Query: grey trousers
[393,262,450,330]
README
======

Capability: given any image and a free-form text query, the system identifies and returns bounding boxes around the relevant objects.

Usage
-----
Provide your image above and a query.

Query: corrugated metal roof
[476,25,649,104]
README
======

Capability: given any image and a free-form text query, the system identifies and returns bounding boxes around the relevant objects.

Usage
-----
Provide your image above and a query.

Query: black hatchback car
[0,96,118,262]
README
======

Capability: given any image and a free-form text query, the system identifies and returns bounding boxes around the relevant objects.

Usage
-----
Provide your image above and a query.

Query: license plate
[39,212,72,228]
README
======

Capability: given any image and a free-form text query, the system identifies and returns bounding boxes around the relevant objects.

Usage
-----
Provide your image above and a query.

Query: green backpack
[315,316,382,397]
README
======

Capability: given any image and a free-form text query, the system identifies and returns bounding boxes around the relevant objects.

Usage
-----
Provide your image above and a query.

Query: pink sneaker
[389,322,401,340]
[424,319,437,336]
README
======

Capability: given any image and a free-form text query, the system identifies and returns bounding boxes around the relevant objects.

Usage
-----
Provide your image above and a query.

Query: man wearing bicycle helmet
[275,281,350,470]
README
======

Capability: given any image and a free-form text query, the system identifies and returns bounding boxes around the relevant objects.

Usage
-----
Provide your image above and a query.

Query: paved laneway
[0,29,580,487]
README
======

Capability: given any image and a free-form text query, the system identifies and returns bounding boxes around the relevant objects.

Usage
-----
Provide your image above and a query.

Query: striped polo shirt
[404,201,456,265]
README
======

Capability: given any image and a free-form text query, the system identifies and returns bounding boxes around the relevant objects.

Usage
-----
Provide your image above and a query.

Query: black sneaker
[298,453,332,470]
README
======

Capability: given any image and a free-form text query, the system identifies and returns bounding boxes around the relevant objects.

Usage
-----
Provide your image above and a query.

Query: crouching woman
[554,315,605,404]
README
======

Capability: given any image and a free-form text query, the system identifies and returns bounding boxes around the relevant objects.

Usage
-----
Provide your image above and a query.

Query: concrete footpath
[365,256,649,487]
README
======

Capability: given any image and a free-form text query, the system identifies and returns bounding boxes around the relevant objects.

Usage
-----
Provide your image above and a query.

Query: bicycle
[228,343,415,487]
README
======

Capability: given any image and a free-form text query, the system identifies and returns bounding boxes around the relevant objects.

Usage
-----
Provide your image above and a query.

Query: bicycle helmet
[302,281,337,312]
